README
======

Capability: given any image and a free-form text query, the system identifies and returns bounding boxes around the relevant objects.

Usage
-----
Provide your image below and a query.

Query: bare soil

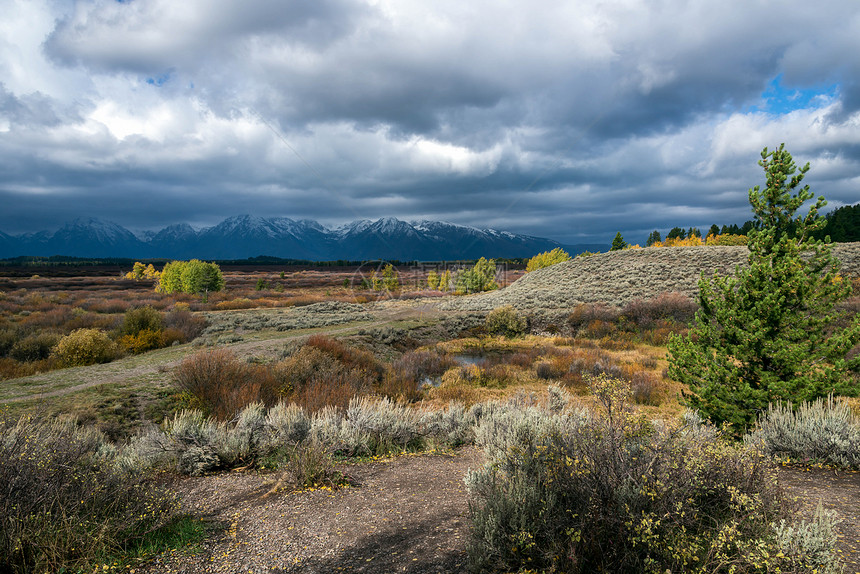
[778,465,860,573]
[138,448,860,574]
[140,448,482,574]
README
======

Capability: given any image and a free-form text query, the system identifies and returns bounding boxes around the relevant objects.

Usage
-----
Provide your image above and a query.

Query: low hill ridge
[442,243,860,311]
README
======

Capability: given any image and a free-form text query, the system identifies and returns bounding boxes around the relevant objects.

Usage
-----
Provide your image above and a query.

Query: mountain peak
[0,215,594,260]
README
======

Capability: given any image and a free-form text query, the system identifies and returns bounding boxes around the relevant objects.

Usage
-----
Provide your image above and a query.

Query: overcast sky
[1,0,858,244]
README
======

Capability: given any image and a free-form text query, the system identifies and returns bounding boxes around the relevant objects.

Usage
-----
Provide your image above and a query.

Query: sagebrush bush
[160,410,225,475]
[265,401,311,447]
[746,396,860,468]
[342,396,423,455]
[484,305,527,337]
[772,503,842,573]
[466,376,841,574]
[219,402,267,466]
[421,402,475,447]
[53,328,119,366]
[0,415,177,574]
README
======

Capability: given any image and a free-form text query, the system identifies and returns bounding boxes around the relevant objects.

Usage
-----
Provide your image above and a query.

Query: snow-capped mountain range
[0,216,605,261]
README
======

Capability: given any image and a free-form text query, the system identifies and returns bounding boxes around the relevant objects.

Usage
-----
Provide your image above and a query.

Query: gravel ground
[136,448,860,574]
[140,448,483,574]
[441,243,860,311]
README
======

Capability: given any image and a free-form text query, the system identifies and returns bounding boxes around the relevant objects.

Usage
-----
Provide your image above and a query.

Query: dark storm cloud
[0,0,858,244]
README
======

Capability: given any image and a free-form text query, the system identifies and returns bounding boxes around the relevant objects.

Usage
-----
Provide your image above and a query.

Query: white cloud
[0,0,858,241]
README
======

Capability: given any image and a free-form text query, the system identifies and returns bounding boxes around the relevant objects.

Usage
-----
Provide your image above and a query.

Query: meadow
[1,250,859,573]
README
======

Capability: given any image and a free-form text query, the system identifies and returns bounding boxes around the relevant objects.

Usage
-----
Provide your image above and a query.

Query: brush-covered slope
[442,243,860,311]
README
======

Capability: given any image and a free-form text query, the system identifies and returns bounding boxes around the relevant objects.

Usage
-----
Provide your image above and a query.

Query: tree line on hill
[642,201,859,247]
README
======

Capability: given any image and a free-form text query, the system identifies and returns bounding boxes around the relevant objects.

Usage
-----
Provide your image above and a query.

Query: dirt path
[141,448,482,574]
[0,319,404,404]
[779,465,860,573]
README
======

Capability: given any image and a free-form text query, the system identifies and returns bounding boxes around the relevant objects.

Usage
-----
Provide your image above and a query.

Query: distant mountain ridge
[0,216,606,261]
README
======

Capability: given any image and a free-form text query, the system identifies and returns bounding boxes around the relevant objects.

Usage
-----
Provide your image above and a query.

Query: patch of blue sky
[746,74,839,115]
[146,72,172,87]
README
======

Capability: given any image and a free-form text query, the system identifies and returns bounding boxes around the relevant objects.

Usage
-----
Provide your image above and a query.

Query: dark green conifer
[668,144,860,431]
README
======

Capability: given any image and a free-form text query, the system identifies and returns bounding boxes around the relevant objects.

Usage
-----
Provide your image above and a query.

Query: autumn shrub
[9,332,60,362]
[567,303,621,332]
[534,360,555,379]
[596,332,636,350]
[84,297,130,314]
[526,247,571,272]
[286,438,343,488]
[120,305,162,336]
[163,308,207,341]
[0,327,17,357]
[160,327,186,347]
[287,371,365,413]
[53,328,119,367]
[623,291,698,329]
[278,336,386,411]
[214,298,256,310]
[66,309,116,331]
[466,376,841,573]
[582,319,616,339]
[630,370,661,405]
[304,335,384,378]
[119,328,165,354]
[705,233,749,246]
[0,414,178,574]
[484,305,527,337]
[19,307,73,329]
[173,349,280,420]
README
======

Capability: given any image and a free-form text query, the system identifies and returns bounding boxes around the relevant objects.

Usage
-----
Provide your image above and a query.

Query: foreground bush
[0,415,177,574]
[124,397,477,475]
[746,396,860,468]
[53,328,119,366]
[466,375,842,573]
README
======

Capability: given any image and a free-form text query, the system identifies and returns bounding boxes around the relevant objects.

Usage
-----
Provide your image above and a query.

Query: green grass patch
[101,514,212,569]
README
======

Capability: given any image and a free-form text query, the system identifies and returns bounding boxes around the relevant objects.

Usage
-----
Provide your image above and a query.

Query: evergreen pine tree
[667,144,860,432]
[610,232,627,251]
[646,230,662,246]
[666,227,686,240]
